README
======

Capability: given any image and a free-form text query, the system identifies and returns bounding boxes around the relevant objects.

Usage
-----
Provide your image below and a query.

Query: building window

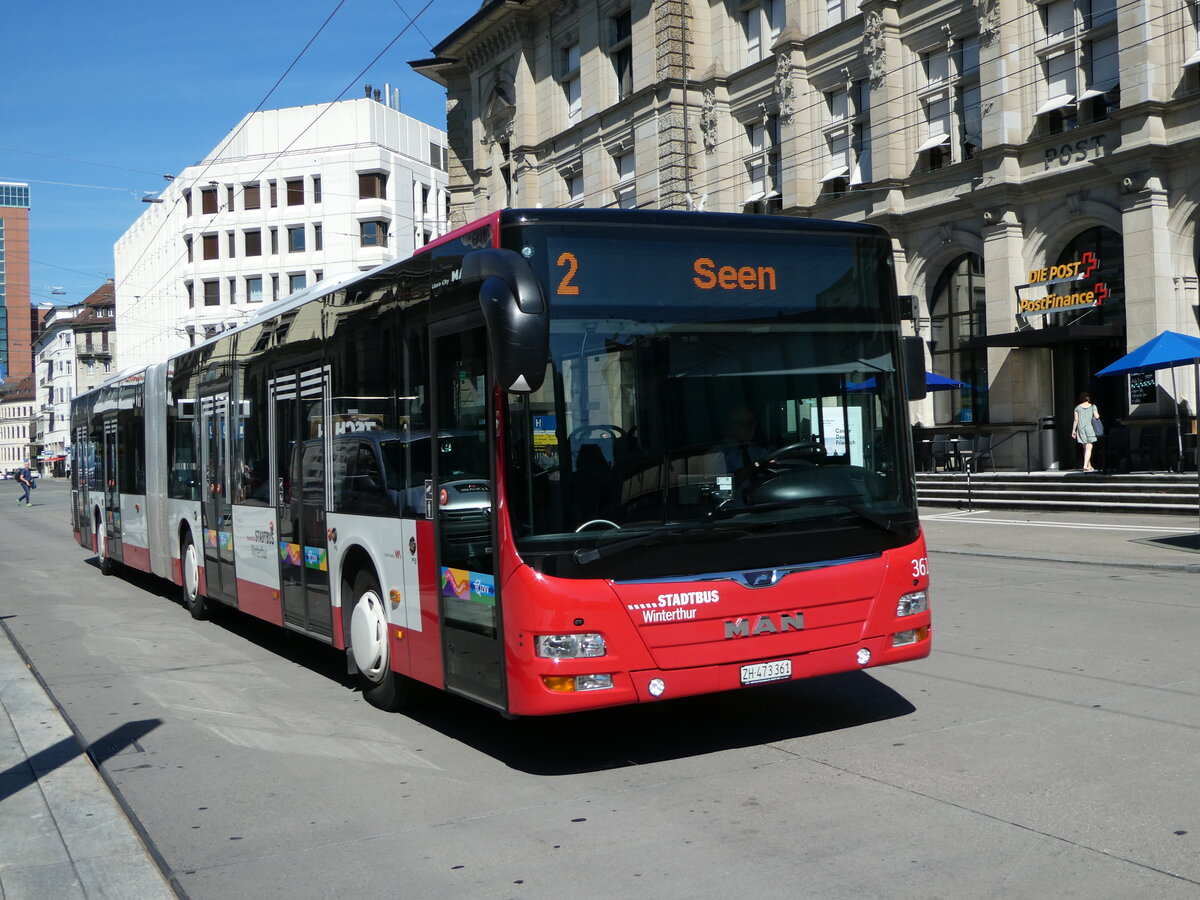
[227,231,236,258]
[288,273,307,294]
[613,151,636,208]
[609,9,633,100]
[561,43,582,125]
[186,282,194,309]
[202,233,219,260]
[742,0,783,66]
[743,115,781,211]
[313,223,323,251]
[201,187,218,215]
[185,235,194,263]
[228,276,237,304]
[358,172,387,199]
[185,191,193,217]
[825,0,859,29]
[360,220,389,247]
[227,185,235,208]
[246,276,262,303]
[270,227,279,255]
[245,229,262,257]
[271,274,280,301]
[268,180,278,207]
[286,178,304,206]
[1080,0,1119,122]
[958,36,982,159]
[312,176,322,203]
[203,280,220,306]
[929,253,988,425]
[564,171,584,206]
[287,226,305,253]
[822,82,870,194]
[243,182,260,210]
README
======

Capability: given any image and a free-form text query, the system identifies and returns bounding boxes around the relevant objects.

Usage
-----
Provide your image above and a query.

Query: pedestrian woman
[1071,392,1101,472]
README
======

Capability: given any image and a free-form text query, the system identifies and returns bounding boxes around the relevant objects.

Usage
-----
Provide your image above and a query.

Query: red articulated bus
[71,208,931,716]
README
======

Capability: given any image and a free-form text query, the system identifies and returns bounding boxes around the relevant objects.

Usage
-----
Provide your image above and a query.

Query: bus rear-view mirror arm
[462,248,550,394]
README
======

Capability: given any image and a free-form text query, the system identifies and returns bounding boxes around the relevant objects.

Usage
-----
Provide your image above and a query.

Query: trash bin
[1039,415,1058,470]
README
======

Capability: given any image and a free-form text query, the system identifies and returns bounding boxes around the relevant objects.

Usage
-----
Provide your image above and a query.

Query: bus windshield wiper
[709,496,901,535]
[573,521,759,566]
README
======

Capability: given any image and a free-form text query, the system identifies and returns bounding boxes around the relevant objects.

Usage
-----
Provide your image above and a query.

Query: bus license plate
[740,659,792,685]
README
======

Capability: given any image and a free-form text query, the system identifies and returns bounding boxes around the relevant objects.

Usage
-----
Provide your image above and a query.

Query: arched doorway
[929,253,988,424]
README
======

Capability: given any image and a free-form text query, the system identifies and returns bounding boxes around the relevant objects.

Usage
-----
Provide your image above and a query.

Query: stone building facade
[414,0,1200,468]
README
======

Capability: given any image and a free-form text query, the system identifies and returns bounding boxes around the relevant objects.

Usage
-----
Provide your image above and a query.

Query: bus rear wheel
[348,570,413,711]
[180,533,209,620]
[96,514,114,576]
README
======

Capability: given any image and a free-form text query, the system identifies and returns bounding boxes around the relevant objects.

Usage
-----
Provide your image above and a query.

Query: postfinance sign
[1016,251,1109,320]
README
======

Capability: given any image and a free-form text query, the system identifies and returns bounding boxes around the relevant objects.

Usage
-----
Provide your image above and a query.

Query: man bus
[71,208,930,716]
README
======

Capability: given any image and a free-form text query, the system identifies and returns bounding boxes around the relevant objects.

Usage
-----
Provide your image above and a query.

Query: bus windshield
[503,221,918,580]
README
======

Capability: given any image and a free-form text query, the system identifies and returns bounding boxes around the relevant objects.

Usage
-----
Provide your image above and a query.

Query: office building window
[289,273,307,294]
[243,182,260,209]
[185,235,194,263]
[358,172,387,199]
[312,176,322,203]
[613,151,636,208]
[227,231,236,257]
[268,180,278,207]
[202,233,218,260]
[743,115,781,211]
[360,220,389,247]
[287,226,305,253]
[186,281,194,309]
[203,280,220,306]
[313,223,323,251]
[822,82,870,194]
[245,229,262,257]
[270,227,279,255]
[228,276,237,304]
[826,0,860,28]
[564,171,584,206]
[246,276,262,303]
[286,178,304,206]
[271,274,280,301]
[226,185,235,208]
[201,187,218,215]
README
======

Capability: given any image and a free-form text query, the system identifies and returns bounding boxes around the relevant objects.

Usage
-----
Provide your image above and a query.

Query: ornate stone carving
[700,89,718,153]
[863,11,887,85]
[774,54,796,124]
[975,0,1000,47]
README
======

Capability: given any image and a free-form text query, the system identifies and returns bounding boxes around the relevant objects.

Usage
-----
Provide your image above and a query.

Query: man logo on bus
[724,612,804,639]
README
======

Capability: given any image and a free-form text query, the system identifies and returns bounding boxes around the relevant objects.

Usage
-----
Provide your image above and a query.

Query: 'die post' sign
[1014,251,1109,324]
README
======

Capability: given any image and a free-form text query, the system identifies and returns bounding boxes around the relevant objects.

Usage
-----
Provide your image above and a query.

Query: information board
[1129,372,1155,405]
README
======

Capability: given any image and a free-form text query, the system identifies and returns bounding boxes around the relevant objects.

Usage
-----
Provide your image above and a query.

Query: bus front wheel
[349,570,412,711]
[180,533,209,620]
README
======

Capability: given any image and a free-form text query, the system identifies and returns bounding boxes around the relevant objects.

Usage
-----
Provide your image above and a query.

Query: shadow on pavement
[0,719,163,803]
[1134,532,1200,553]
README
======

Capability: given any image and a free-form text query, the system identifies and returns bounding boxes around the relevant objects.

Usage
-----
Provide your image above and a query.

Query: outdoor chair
[930,434,950,471]
[960,433,994,472]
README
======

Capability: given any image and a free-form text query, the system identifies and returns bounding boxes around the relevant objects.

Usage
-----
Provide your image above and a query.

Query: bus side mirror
[462,248,549,393]
[902,336,927,401]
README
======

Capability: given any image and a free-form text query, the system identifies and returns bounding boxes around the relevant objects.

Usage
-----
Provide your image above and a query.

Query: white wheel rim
[184,542,199,601]
[350,588,389,683]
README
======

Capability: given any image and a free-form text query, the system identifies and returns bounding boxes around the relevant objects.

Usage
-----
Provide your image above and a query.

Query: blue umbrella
[1097,330,1200,518]
[849,372,967,391]
[1094,330,1200,376]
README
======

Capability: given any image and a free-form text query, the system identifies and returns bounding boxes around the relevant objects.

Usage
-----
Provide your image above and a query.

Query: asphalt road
[3,479,1198,899]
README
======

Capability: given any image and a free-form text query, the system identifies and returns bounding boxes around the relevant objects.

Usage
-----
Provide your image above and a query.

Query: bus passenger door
[102,417,123,564]
[200,392,237,604]
[432,324,505,709]
[270,367,333,639]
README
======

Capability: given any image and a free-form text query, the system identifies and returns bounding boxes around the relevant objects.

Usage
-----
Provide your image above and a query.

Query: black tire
[348,570,414,711]
[96,514,115,576]
[180,532,210,620]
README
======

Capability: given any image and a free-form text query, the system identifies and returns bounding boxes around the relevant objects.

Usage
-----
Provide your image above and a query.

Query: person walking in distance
[14,459,34,506]
[1071,392,1101,472]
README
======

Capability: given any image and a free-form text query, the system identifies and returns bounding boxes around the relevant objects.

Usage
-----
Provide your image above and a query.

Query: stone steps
[916,472,1200,515]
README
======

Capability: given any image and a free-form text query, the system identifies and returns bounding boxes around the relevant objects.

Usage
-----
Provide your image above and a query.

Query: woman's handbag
[1093,417,1104,438]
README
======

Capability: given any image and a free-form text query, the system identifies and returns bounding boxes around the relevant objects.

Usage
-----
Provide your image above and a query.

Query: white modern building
[32,305,79,471]
[0,376,35,477]
[115,94,450,370]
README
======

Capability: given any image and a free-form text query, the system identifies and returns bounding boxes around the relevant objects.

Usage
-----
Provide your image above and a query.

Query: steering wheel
[767,440,826,466]
[569,424,626,443]
[575,519,621,533]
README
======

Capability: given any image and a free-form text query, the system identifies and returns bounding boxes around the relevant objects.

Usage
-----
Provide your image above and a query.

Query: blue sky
[1,0,465,308]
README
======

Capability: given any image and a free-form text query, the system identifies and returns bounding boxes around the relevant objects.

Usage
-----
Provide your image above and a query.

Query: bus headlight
[536,633,607,658]
[897,590,928,617]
